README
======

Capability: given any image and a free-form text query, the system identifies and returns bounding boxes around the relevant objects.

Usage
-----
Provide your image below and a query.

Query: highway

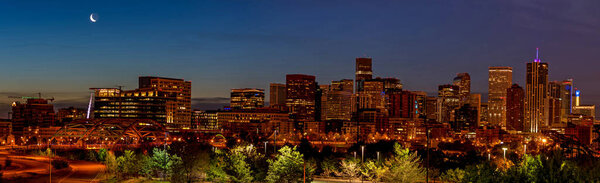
[1,150,106,183]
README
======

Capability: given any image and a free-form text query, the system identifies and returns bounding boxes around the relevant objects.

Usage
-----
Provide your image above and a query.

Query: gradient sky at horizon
[1,0,599,117]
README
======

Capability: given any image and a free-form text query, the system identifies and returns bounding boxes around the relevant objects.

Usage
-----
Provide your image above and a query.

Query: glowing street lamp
[502,147,508,160]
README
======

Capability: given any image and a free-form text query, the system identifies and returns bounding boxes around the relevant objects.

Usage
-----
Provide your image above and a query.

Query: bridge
[49,118,169,149]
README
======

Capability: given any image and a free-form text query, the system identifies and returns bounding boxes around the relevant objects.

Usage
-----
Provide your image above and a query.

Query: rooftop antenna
[535,48,540,62]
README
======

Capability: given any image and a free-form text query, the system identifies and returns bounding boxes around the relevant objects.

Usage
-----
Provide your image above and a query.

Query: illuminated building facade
[506,84,524,131]
[230,88,265,110]
[386,90,416,119]
[139,76,192,129]
[286,74,317,129]
[357,80,386,111]
[488,66,512,128]
[548,81,562,126]
[218,109,289,136]
[11,99,56,136]
[92,76,192,129]
[467,93,481,126]
[92,88,173,125]
[525,50,549,133]
[560,79,574,122]
[56,107,86,123]
[572,105,595,119]
[269,83,287,107]
[425,96,438,122]
[438,84,459,123]
[412,91,428,119]
[325,80,353,121]
[453,73,471,102]
[355,57,373,92]
[192,110,219,130]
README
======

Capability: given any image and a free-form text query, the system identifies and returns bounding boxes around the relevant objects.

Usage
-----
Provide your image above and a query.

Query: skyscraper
[269,83,287,107]
[286,74,317,129]
[488,66,513,128]
[325,82,353,121]
[507,84,524,131]
[560,79,573,123]
[230,88,265,110]
[453,73,471,102]
[438,84,460,123]
[357,80,386,110]
[355,57,373,92]
[525,49,549,133]
[331,79,353,93]
[548,81,562,126]
[467,93,481,126]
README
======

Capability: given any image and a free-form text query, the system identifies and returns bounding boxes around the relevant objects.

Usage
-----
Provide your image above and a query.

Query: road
[1,151,106,183]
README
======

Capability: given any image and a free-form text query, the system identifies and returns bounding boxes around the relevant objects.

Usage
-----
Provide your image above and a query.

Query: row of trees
[320,143,425,182]
[440,151,600,182]
[103,148,183,180]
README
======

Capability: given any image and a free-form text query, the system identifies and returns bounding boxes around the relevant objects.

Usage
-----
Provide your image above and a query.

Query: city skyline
[2,1,600,118]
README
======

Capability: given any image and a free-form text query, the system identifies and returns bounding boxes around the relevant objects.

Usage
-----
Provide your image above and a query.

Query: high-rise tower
[355,58,373,92]
[488,67,513,128]
[525,48,549,133]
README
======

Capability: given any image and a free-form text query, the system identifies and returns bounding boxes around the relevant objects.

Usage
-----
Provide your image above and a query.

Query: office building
[11,98,56,136]
[269,83,287,107]
[192,110,219,130]
[488,66,512,128]
[355,57,373,92]
[548,81,562,125]
[230,88,265,110]
[325,80,353,121]
[573,105,595,119]
[93,76,192,129]
[139,76,192,129]
[525,49,549,133]
[438,84,460,123]
[286,74,317,128]
[453,73,471,102]
[506,84,524,131]
[560,79,574,122]
[56,107,86,123]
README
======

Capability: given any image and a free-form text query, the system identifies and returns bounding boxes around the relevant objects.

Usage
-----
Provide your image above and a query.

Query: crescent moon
[90,13,96,22]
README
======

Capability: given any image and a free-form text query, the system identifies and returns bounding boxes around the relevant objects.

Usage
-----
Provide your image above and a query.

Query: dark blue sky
[1,0,599,117]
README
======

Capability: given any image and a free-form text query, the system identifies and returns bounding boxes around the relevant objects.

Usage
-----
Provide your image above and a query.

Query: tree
[440,168,465,183]
[172,147,211,183]
[462,162,502,183]
[105,151,118,175]
[207,149,230,182]
[340,158,360,182]
[207,146,254,183]
[228,148,254,183]
[360,160,387,182]
[266,146,314,183]
[150,148,182,180]
[116,150,139,178]
[381,143,425,183]
[321,157,339,177]
[97,148,108,162]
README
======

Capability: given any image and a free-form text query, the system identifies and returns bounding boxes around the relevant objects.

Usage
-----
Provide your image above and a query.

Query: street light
[502,147,508,160]
[264,141,268,155]
[361,145,365,162]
